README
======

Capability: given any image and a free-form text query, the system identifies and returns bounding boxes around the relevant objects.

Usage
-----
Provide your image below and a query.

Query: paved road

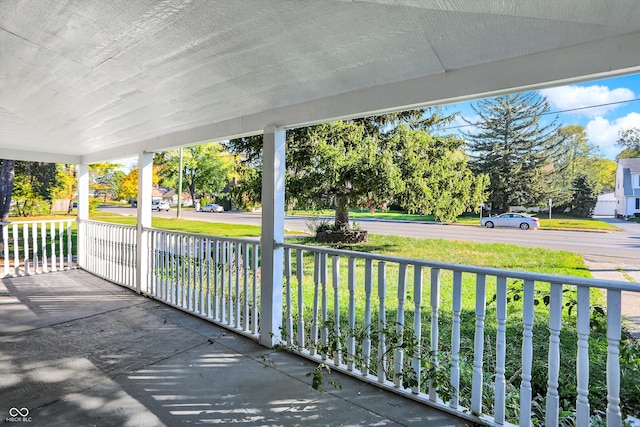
[102,206,640,262]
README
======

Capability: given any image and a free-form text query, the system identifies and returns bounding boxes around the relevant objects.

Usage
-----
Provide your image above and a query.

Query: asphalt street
[103,206,640,263]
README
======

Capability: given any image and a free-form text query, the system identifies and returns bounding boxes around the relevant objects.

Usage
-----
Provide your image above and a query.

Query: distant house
[614,158,640,218]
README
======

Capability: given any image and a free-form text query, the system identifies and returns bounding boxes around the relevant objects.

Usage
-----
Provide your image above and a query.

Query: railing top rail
[281,241,639,293]
[143,226,261,245]
[5,219,75,225]
[81,218,137,230]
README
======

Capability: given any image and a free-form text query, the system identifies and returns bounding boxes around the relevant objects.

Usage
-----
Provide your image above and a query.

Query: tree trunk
[334,195,350,230]
[0,159,15,223]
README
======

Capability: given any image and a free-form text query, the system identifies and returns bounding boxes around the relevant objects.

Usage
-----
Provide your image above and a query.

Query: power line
[442,96,640,131]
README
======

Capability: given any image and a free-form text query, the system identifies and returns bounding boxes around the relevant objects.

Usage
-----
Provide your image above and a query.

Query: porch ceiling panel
[2,1,640,163]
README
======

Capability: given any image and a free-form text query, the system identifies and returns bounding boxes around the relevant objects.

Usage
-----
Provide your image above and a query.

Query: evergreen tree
[225,109,487,228]
[462,93,564,212]
[570,174,598,217]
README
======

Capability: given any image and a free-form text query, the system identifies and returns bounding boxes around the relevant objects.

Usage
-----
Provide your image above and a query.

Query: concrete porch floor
[0,270,472,427]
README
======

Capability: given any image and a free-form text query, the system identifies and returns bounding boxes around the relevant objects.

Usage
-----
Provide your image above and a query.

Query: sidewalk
[583,254,640,339]
[0,270,471,427]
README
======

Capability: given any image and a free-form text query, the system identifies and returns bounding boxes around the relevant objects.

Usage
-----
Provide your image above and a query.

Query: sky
[115,73,640,169]
[445,73,640,160]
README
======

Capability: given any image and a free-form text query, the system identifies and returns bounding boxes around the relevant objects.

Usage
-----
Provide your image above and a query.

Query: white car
[200,203,224,213]
[481,213,539,230]
[151,200,170,211]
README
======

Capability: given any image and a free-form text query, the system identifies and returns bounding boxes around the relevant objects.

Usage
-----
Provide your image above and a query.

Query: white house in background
[615,158,640,218]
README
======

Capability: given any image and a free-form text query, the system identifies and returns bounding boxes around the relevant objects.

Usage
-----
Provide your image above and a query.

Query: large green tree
[617,127,640,159]
[225,109,487,228]
[12,161,60,216]
[90,163,124,202]
[462,93,565,212]
[154,143,233,205]
[549,125,616,211]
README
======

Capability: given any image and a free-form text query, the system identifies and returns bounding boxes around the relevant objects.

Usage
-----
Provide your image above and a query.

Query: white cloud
[539,85,635,118]
[586,112,640,158]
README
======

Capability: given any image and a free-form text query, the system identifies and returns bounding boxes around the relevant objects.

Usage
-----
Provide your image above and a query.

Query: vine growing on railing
[278,317,454,400]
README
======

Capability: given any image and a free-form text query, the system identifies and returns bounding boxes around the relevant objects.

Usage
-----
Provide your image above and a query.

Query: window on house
[636,198,640,210]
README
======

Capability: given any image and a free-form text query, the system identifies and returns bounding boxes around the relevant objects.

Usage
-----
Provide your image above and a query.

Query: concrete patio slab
[0,270,472,427]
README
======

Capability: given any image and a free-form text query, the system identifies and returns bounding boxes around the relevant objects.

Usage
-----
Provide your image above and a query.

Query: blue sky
[116,73,640,170]
[444,73,640,160]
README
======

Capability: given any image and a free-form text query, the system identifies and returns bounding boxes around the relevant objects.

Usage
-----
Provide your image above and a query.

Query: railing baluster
[58,221,64,270]
[213,240,220,320]
[606,289,622,426]
[227,241,233,325]
[40,222,47,273]
[220,241,226,322]
[450,270,462,408]
[347,257,356,371]
[520,279,535,425]
[546,282,563,427]
[394,263,408,388]
[471,273,486,415]
[296,249,305,348]
[251,244,259,335]
[412,265,423,394]
[321,253,328,360]
[429,268,440,402]
[362,258,373,376]
[576,285,590,425]
[494,276,507,424]
[22,223,29,275]
[310,252,320,357]
[235,242,241,328]
[67,221,72,269]
[50,222,56,272]
[378,261,387,383]
[13,223,20,275]
[31,223,38,273]
[205,239,212,318]
[285,247,293,345]
[332,255,341,366]
[243,242,249,331]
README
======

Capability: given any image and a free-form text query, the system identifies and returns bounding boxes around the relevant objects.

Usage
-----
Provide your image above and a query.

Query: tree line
[3,90,637,225]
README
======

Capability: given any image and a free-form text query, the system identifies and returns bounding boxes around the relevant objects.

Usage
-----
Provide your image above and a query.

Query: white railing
[82,220,137,289]
[145,228,261,339]
[280,242,638,427]
[1,220,75,277]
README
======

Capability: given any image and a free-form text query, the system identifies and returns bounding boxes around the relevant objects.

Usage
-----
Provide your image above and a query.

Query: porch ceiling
[2,1,640,164]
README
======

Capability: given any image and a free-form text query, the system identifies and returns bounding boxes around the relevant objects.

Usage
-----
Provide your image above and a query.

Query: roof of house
[618,158,640,173]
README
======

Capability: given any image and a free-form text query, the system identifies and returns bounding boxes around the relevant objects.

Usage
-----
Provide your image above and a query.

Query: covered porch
[3,2,640,425]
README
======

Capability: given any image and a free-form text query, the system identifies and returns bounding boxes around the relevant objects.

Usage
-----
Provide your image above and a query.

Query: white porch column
[76,164,89,268]
[260,125,286,347]
[136,152,154,294]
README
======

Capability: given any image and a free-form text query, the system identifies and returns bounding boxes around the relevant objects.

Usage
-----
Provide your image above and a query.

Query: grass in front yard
[90,212,263,237]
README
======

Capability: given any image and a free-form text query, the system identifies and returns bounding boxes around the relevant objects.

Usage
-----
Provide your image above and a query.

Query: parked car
[200,203,224,213]
[481,213,539,230]
[151,200,170,211]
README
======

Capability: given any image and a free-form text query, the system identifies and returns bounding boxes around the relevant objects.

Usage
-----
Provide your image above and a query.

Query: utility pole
[177,147,183,218]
